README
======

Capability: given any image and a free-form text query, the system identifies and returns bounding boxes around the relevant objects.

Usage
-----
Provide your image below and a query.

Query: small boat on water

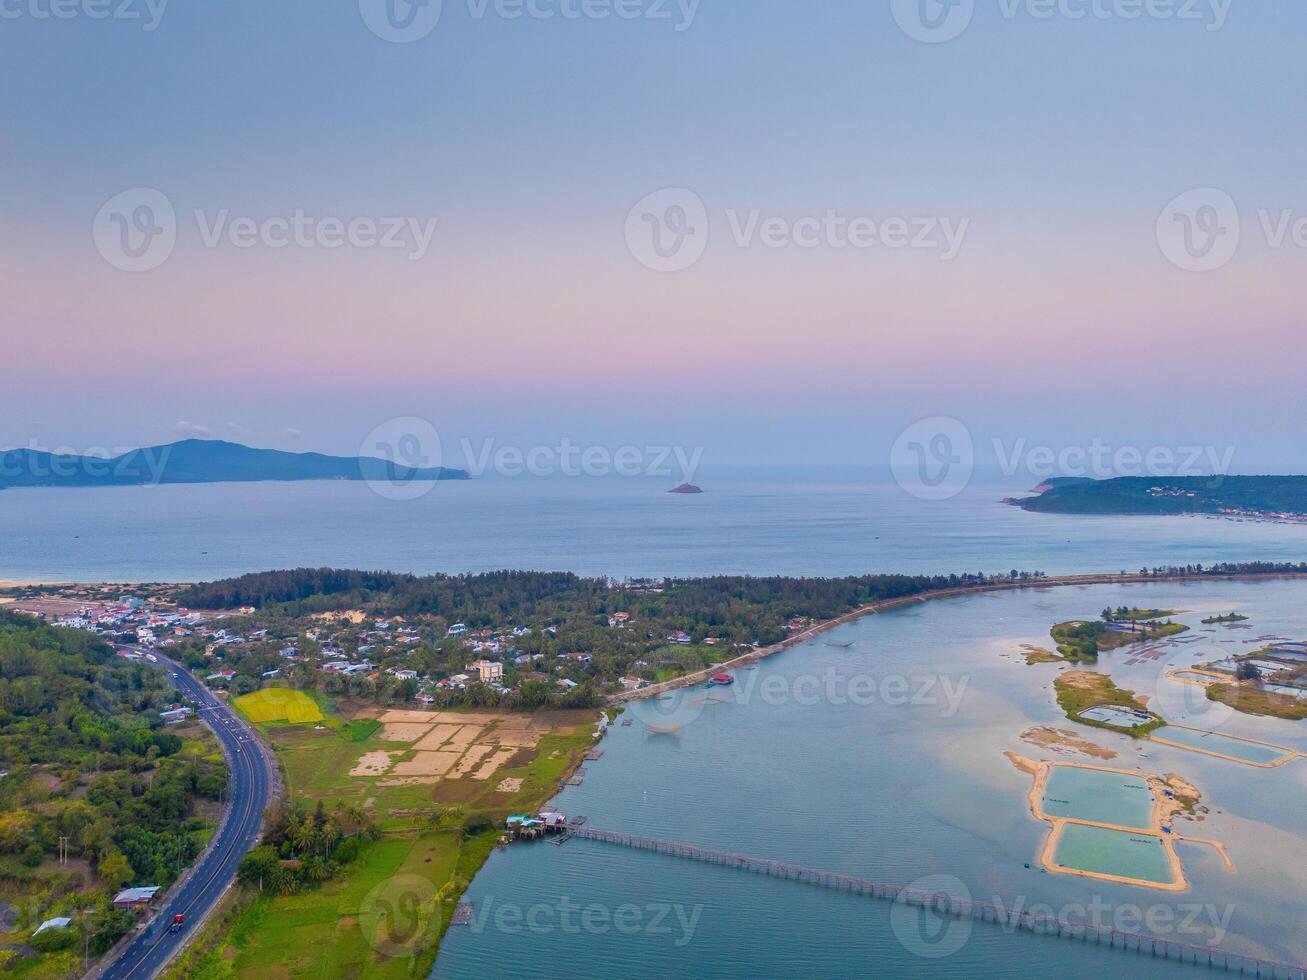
[708,673,735,686]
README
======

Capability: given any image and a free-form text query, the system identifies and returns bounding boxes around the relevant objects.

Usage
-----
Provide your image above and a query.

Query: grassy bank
[1051,619,1188,661]
[1055,671,1164,736]
[1021,645,1064,665]
[1202,613,1250,624]
[174,697,596,978]
[1207,683,1307,721]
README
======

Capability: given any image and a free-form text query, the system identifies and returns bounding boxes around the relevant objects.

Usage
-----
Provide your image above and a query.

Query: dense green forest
[178,567,1004,624]
[0,611,227,962]
[177,568,418,610]
[1014,475,1307,516]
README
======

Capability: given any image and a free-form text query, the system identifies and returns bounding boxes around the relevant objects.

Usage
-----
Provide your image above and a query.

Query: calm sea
[3,468,1307,582]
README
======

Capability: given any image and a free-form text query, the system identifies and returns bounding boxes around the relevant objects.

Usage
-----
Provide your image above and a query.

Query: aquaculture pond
[1040,766,1155,829]
[1078,705,1154,729]
[1152,726,1296,766]
[1052,825,1176,886]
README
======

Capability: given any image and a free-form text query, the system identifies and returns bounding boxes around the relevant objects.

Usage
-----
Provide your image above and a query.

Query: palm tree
[290,812,316,855]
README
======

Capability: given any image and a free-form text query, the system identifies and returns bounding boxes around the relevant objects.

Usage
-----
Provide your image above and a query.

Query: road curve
[95,650,274,980]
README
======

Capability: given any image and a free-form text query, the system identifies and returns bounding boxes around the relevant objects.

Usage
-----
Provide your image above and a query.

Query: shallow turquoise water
[1153,726,1293,766]
[435,580,1307,977]
[1040,766,1155,829]
[1052,825,1176,885]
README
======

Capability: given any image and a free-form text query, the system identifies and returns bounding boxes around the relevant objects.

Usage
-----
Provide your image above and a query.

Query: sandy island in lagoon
[1006,754,1233,892]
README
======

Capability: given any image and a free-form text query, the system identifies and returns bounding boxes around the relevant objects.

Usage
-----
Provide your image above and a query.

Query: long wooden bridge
[566,825,1306,979]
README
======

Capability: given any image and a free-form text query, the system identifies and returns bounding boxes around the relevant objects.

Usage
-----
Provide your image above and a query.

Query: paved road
[97,651,273,980]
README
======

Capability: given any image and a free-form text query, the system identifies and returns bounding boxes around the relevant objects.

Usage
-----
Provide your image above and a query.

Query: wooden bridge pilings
[566,826,1305,979]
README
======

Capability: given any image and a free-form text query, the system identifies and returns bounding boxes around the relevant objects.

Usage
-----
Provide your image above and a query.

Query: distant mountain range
[1008,475,1307,517]
[0,439,468,489]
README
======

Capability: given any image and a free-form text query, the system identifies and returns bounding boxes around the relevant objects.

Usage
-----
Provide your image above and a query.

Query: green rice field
[233,688,326,725]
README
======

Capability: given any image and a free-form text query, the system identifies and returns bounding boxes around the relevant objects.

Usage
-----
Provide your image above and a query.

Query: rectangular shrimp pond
[1151,726,1297,766]
[1052,824,1177,886]
[1039,766,1156,829]
[1078,705,1154,728]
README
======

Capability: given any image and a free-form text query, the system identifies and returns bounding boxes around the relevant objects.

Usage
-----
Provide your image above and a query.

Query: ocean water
[435,580,1307,978]
[3,468,1307,582]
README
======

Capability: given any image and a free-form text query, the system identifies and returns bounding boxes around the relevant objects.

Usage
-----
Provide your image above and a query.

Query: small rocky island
[668,483,704,494]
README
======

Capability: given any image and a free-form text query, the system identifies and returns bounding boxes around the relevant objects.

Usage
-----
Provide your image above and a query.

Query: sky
[3,0,1306,474]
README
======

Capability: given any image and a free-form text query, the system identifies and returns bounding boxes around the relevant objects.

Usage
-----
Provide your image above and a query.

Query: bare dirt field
[472,748,518,780]
[391,751,463,777]
[444,726,483,752]
[414,725,462,751]
[493,731,541,748]
[452,744,497,776]
[344,708,595,802]
[379,722,439,743]
[350,750,402,777]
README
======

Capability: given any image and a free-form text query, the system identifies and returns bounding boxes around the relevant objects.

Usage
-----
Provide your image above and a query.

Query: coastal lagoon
[435,579,1307,978]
